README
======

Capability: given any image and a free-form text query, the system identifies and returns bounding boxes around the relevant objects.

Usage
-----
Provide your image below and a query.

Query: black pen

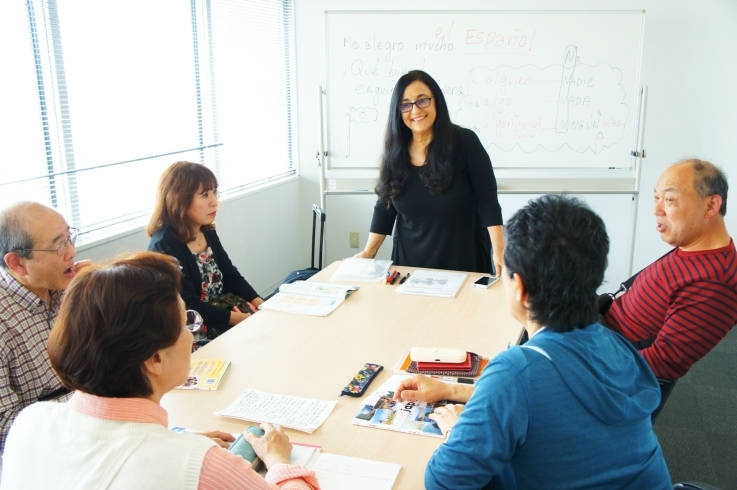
[390,272,400,285]
[399,273,410,284]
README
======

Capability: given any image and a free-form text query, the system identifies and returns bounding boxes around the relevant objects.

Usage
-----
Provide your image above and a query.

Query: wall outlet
[349,231,359,248]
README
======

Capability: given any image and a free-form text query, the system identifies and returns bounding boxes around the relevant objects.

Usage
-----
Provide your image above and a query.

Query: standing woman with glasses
[355,70,504,274]
[1,253,320,489]
[147,162,263,339]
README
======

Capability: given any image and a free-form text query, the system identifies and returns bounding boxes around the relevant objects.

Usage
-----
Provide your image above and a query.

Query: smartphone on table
[473,276,499,289]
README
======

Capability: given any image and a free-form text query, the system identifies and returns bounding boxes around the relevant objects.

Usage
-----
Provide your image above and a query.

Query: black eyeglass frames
[399,97,433,113]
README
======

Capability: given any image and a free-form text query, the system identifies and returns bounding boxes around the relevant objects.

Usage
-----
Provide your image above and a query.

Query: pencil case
[340,363,383,397]
[228,425,264,469]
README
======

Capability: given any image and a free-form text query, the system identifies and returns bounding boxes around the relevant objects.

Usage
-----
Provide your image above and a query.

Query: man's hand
[394,375,452,403]
[394,374,475,404]
[428,404,465,435]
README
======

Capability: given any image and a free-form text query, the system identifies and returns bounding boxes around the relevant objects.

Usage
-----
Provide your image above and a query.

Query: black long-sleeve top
[148,227,259,331]
[370,127,503,273]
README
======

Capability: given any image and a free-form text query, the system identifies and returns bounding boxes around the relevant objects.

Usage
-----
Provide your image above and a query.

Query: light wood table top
[161,262,523,489]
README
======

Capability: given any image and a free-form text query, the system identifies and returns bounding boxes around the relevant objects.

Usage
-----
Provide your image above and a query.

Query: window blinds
[0,0,295,240]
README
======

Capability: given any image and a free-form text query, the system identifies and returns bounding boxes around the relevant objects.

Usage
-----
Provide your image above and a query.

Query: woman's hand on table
[229,306,251,325]
[492,248,504,277]
[428,404,465,435]
[201,430,235,448]
[245,423,293,469]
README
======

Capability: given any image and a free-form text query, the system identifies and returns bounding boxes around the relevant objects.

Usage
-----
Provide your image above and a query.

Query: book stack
[392,348,489,379]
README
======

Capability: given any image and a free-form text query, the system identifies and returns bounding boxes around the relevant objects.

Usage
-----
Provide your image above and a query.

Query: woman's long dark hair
[376,70,457,205]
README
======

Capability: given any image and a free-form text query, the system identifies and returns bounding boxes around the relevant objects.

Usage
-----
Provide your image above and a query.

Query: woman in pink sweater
[1,252,319,490]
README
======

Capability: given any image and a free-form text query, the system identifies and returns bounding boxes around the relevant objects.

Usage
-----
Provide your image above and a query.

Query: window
[0,0,295,241]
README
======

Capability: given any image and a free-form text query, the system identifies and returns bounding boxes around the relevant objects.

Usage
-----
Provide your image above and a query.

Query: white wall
[294,0,737,276]
[76,178,302,297]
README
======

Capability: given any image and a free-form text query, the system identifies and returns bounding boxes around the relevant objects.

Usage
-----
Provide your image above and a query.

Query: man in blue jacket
[396,195,671,489]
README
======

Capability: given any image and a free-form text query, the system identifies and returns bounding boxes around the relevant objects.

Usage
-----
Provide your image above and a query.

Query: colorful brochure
[176,359,231,390]
[351,374,449,438]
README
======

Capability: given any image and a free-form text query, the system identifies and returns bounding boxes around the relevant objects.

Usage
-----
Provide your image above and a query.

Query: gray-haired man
[0,202,90,452]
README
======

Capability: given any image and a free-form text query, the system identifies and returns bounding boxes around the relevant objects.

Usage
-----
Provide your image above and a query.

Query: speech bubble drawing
[455,54,629,155]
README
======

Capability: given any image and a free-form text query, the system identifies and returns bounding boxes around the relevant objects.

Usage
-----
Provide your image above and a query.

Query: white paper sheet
[290,443,322,467]
[215,390,336,433]
[330,258,393,283]
[310,453,401,490]
[395,270,468,298]
[259,293,345,316]
[278,282,358,299]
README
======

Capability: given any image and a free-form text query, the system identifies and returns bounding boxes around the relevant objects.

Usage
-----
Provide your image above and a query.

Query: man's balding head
[654,159,729,250]
[0,202,62,270]
[676,159,729,216]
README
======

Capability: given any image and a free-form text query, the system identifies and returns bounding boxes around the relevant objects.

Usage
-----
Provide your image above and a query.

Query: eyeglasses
[13,228,79,257]
[399,97,433,113]
[185,309,204,333]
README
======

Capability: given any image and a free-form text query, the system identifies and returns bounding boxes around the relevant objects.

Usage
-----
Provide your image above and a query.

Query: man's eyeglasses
[185,310,204,334]
[399,97,433,113]
[13,228,79,257]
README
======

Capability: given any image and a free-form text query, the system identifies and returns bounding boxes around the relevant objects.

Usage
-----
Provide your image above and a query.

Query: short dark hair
[688,159,728,216]
[146,161,219,243]
[48,252,183,398]
[376,70,457,205]
[504,195,609,332]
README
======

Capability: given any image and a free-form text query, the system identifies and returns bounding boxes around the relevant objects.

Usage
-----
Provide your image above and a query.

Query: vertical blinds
[0,0,295,240]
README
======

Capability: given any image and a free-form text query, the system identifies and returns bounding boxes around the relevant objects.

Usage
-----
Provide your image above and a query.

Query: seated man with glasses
[0,201,90,454]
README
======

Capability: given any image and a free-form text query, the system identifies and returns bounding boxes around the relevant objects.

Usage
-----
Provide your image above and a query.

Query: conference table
[161,261,524,489]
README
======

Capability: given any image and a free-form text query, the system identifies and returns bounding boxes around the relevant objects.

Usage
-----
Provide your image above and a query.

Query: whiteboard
[325,11,645,169]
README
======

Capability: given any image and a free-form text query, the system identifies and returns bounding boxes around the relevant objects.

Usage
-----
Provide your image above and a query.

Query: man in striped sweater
[603,159,736,380]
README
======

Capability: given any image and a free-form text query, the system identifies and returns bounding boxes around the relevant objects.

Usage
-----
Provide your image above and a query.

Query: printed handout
[395,270,468,298]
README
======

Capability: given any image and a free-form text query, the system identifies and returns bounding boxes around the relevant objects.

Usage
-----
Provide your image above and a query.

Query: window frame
[2,0,299,248]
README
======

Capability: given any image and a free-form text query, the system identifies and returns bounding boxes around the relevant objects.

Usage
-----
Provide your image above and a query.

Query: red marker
[390,272,401,285]
[386,270,399,284]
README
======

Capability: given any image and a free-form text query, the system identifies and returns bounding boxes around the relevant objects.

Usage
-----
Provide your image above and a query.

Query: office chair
[651,377,677,422]
[673,482,722,490]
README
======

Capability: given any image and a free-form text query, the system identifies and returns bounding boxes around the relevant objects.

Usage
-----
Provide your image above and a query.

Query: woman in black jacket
[147,162,262,336]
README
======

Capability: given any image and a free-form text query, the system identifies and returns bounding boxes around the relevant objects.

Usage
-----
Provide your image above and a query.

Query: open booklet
[259,282,359,316]
[395,269,468,298]
[352,374,450,438]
